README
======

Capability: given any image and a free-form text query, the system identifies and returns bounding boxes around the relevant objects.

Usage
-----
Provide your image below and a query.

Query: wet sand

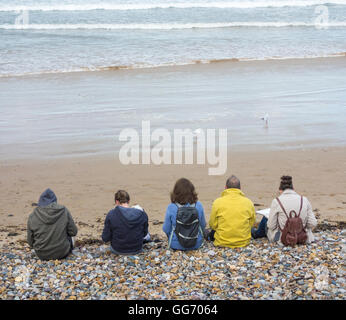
[1,56,346,160]
[1,146,345,246]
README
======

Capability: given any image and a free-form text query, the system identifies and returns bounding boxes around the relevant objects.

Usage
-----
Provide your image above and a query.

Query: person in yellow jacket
[208,175,256,248]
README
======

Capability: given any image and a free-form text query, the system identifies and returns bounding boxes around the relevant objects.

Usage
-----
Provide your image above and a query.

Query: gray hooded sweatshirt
[27,200,78,260]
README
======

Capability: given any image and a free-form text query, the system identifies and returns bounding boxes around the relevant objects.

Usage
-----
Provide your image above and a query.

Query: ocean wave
[1,1,346,12]
[1,22,346,30]
[1,53,345,78]
[204,52,346,63]
[193,53,346,65]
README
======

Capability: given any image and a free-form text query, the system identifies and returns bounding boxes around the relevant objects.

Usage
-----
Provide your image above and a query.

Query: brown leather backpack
[276,196,308,247]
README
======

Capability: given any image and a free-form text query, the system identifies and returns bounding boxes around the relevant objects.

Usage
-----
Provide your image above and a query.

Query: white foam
[0,1,346,12]
[0,53,345,78]
[1,22,346,30]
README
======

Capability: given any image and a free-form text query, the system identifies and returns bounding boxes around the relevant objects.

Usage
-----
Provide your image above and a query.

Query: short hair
[170,178,198,205]
[114,190,130,204]
[279,176,293,191]
[226,175,241,189]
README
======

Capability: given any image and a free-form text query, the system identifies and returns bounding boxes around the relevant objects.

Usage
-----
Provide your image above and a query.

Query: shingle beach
[1,221,344,300]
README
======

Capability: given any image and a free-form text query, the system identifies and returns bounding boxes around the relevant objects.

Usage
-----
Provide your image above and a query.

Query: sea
[0,0,346,76]
[0,0,346,160]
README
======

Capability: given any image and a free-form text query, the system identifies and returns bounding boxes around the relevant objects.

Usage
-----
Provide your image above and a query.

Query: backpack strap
[298,196,308,231]
[276,197,289,219]
[297,196,303,218]
[199,225,204,246]
[275,197,288,232]
[193,203,203,246]
[168,225,175,249]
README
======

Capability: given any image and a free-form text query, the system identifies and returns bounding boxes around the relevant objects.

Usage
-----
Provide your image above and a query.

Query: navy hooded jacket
[102,206,149,254]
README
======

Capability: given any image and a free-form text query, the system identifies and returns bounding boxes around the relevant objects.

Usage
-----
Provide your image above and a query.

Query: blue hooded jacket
[162,201,206,250]
[102,206,149,255]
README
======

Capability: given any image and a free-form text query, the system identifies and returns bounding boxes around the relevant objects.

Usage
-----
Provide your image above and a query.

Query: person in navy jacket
[163,178,206,250]
[102,190,149,255]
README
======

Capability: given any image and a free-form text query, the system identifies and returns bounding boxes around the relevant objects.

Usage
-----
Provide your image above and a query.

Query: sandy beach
[1,146,345,246]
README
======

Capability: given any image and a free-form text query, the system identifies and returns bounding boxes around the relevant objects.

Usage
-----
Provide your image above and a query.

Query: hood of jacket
[38,188,57,207]
[33,202,67,225]
[221,188,245,198]
[116,206,145,228]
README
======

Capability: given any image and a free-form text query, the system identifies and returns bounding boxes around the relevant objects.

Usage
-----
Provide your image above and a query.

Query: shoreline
[1,54,346,79]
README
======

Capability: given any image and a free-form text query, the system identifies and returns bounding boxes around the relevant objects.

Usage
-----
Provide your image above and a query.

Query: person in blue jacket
[102,190,149,255]
[163,178,206,250]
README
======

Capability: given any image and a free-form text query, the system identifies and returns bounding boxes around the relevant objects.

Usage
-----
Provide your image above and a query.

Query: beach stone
[8,232,19,237]
[207,250,216,256]
[0,228,344,300]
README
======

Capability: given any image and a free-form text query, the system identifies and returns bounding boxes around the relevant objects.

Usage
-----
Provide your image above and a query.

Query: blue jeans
[203,229,215,241]
[252,217,268,238]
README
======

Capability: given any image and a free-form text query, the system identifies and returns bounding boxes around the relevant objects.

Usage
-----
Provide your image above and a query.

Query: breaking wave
[1,1,346,12]
[1,22,346,30]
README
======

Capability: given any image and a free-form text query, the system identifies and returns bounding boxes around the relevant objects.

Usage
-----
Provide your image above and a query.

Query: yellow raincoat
[209,188,256,248]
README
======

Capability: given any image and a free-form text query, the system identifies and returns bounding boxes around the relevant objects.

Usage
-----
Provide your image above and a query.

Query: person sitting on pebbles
[251,176,317,245]
[163,178,206,251]
[27,188,78,260]
[102,190,150,255]
[206,175,256,248]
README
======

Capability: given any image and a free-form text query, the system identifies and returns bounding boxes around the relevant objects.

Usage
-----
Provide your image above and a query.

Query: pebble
[0,228,344,300]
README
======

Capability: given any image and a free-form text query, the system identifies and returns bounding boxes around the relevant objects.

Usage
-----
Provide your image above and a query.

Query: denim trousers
[254,217,268,238]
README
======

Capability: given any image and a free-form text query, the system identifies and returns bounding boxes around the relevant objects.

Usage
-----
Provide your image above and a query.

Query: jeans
[252,217,282,242]
[252,217,268,238]
[204,229,215,241]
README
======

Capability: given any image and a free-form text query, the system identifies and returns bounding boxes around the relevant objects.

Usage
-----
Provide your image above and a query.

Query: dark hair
[226,175,241,189]
[114,190,130,204]
[279,176,293,191]
[170,178,198,205]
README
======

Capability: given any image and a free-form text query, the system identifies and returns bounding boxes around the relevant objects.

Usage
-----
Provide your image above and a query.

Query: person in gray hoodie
[27,188,78,260]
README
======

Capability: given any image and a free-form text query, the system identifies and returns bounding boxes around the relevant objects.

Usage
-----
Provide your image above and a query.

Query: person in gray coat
[27,188,78,260]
